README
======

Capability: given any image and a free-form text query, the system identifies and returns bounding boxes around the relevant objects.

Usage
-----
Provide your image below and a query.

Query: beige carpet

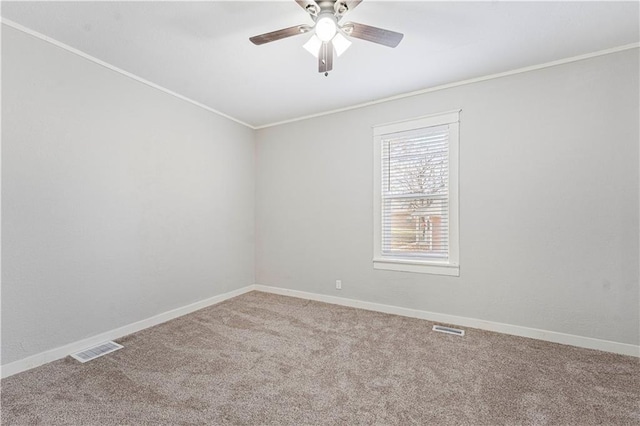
[2,291,639,425]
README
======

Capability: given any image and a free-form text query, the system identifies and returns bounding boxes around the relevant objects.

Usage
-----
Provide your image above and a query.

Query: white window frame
[373,110,460,276]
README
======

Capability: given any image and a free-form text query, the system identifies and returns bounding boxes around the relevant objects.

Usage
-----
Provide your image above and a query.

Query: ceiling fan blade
[295,0,320,16]
[319,41,334,74]
[250,25,312,45]
[341,22,403,48]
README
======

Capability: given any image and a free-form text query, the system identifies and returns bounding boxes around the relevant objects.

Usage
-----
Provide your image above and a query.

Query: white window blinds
[381,124,450,260]
[373,110,459,275]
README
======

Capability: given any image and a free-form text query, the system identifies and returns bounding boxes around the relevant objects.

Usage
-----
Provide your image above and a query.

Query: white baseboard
[254,284,640,358]
[1,285,255,379]
[4,283,637,379]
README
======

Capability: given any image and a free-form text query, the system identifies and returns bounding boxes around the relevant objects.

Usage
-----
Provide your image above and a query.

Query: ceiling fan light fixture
[303,34,322,58]
[333,32,351,57]
[249,0,404,74]
[315,14,337,42]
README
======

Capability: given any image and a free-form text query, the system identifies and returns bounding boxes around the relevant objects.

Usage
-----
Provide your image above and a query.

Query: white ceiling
[2,1,639,128]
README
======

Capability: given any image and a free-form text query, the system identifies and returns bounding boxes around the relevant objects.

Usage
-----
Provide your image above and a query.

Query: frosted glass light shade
[303,33,351,58]
[303,35,322,58]
[333,33,351,57]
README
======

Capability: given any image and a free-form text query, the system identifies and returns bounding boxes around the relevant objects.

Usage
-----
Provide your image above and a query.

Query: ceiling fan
[249,0,403,76]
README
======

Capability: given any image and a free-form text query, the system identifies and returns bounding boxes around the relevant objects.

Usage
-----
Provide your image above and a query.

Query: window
[373,110,460,276]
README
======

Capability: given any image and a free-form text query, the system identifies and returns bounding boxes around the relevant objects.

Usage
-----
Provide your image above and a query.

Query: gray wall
[2,25,255,364]
[3,21,638,367]
[255,49,640,345]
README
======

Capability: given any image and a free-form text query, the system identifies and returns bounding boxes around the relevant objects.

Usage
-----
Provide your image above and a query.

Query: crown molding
[3,18,638,131]
[1,19,256,130]
[255,42,640,129]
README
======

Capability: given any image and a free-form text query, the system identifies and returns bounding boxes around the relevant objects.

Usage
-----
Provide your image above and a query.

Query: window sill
[373,258,460,276]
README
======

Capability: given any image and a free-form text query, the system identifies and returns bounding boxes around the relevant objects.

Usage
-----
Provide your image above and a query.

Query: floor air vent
[433,325,465,336]
[71,341,123,363]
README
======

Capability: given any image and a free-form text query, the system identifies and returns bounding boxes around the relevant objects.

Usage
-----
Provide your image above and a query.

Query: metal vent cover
[71,341,123,363]
[432,325,465,336]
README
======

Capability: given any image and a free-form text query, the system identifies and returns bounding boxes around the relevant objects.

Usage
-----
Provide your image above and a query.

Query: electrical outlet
[336,280,342,290]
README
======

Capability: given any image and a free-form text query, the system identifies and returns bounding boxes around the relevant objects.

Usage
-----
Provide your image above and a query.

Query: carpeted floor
[1,291,639,425]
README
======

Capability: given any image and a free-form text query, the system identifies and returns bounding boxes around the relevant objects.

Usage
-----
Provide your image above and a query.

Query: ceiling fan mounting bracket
[305,4,319,17]
[334,1,349,17]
